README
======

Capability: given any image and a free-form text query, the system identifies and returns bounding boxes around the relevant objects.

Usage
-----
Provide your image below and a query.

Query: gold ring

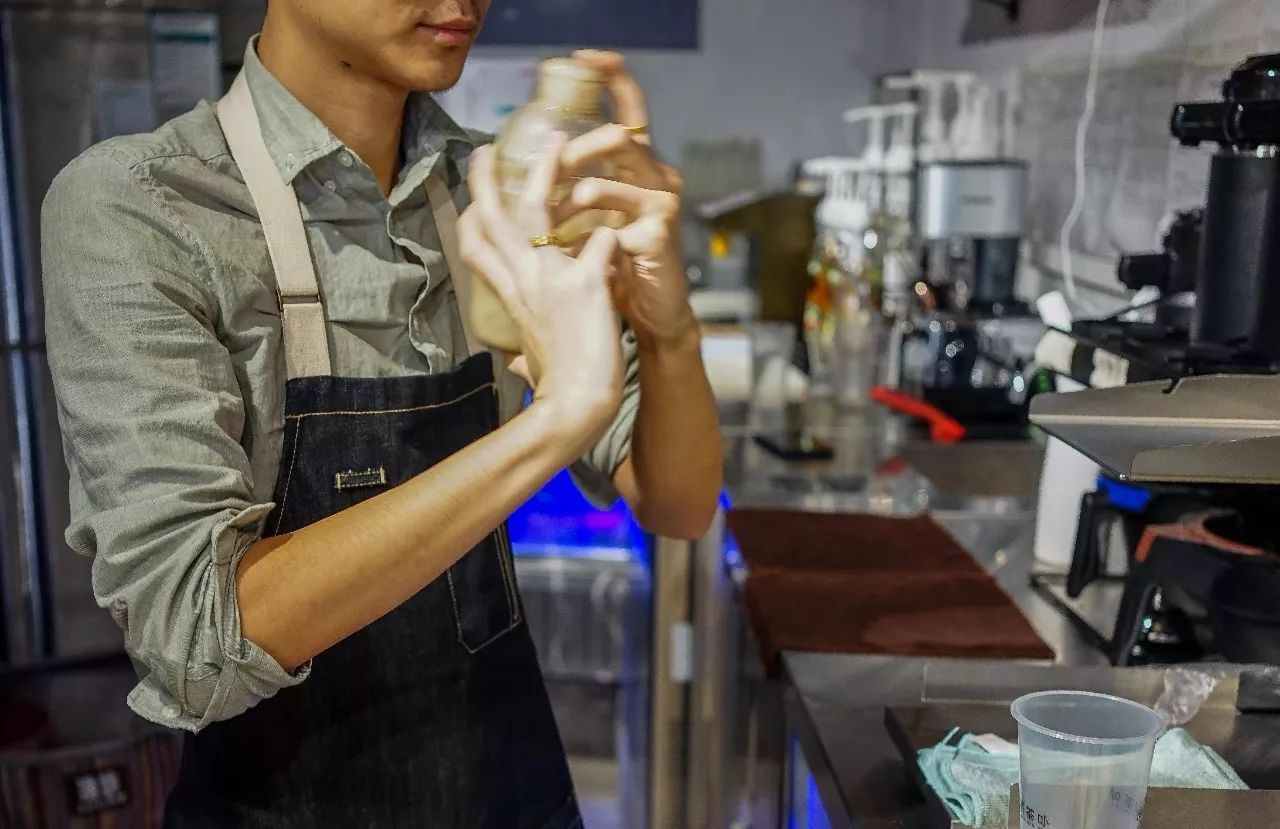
[529,234,561,248]
[623,124,649,136]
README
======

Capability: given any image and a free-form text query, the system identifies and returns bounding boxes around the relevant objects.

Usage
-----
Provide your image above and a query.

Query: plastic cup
[747,321,796,428]
[1011,691,1164,829]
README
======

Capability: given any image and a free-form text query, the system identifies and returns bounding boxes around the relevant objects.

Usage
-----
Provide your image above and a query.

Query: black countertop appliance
[1033,54,1280,668]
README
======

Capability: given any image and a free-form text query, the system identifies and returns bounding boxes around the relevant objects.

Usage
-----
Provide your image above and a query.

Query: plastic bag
[1154,666,1228,726]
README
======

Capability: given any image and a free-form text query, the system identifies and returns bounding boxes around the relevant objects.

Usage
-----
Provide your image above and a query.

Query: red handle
[870,386,967,444]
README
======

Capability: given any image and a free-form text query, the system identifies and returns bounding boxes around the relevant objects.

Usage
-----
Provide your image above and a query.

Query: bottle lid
[536,58,604,115]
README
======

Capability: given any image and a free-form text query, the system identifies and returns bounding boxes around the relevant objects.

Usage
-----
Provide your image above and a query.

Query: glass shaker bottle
[469,58,612,352]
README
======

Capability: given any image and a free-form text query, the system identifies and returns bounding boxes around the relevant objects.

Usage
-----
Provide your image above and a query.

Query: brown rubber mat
[728,509,1055,675]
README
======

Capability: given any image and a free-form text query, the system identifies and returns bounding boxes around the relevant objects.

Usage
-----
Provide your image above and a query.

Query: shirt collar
[239,37,479,187]
[403,89,475,165]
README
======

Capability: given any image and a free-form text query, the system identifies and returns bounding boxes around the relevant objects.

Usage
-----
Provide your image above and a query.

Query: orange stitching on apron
[272,419,305,536]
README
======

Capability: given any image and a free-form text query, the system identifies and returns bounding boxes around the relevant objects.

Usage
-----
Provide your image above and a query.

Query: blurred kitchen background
[3,1,1280,828]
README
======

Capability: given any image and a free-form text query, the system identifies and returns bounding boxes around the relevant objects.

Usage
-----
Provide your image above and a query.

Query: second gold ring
[529,233,562,248]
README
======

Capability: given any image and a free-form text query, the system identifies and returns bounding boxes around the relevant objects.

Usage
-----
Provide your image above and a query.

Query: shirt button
[162,703,181,720]
[324,180,338,192]
[284,152,296,171]
[339,152,355,168]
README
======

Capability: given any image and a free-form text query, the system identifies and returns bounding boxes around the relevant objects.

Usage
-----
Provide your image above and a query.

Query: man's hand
[557,50,696,354]
[544,51,723,540]
[459,135,625,455]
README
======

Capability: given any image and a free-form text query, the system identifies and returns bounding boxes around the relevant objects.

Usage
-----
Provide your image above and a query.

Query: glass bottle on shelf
[803,229,843,399]
[830,230,878,409]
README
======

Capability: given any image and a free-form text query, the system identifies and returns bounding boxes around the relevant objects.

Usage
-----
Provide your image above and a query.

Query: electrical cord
[1058,0,1113,305]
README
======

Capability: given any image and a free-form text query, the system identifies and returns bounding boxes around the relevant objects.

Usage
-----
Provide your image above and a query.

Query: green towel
[917,727,1247,829]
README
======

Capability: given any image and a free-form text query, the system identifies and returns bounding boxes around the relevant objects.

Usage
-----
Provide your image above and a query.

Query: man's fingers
[560,125,664,188]
[517,132,568,234]
[571,50,652,146]
[458,207,525,318]
[577,226,621,274]
[468,146,544,272]
[615,215,674,260]
[467,145,505,221]
[570,178,679,221]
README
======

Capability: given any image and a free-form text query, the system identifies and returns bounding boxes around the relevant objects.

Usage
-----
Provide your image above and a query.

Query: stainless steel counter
[693,404,1118,828]
[705,403,1279,829]
[781,653,1280,829]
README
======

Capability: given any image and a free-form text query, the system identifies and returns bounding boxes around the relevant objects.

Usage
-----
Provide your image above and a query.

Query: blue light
[507,388,646,561]
[1097,476,1153,513]
[806,773,833,829]
[788,736,833,829]
[507,389,734,568]
[507,468,647,560]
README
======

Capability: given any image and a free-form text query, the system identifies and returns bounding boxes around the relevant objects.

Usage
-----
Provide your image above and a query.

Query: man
[41,0,721,824]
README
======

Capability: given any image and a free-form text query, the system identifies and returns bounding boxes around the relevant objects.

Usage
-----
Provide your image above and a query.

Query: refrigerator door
[0,3,218,663]
[5,3,219,344]
[6,7,153,345]
[0,347,60,663]
[0,350,30,663]
[0,12,38,663]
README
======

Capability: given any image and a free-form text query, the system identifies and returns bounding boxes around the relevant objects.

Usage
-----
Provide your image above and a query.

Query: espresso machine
[1031,53,1280,667]
[918,160,1027,310]
[890,158,1041,437]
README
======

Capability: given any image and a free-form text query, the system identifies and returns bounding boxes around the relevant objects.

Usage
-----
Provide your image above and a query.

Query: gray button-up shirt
[40,42,639,733]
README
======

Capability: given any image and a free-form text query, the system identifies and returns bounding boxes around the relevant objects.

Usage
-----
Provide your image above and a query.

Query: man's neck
[257,19,406,196]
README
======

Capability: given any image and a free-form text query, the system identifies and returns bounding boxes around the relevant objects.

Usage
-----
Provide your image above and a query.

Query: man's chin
[392,51,470,93]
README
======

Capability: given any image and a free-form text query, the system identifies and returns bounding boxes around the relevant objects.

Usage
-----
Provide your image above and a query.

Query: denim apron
[163,72,581,829]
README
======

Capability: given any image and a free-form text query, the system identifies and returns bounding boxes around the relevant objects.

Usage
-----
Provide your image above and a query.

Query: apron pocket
[446,522,521,653]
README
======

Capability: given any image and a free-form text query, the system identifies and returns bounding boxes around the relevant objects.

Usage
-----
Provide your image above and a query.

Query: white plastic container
[1012,691,1164,829]
[748,321,797,428]
[1033,377,1101,569]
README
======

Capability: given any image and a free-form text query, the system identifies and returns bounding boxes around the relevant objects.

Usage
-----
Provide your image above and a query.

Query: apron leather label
[333,467,388,492]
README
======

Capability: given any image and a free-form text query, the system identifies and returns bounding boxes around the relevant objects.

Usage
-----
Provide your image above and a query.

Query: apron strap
[424,175,482,358]
[425,174,518,420]
[216,72,332,380]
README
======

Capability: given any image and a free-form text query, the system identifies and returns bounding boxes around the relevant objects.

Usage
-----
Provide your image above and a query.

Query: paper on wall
[435,58,538,135]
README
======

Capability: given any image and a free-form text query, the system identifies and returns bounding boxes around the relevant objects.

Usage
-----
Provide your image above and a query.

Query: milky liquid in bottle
[469,58,613,352]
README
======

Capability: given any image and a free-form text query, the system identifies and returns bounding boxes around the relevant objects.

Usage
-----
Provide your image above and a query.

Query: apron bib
[162,72,580,829]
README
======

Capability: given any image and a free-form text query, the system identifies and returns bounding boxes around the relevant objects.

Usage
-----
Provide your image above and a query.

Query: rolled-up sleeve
[568,328,641,507]
[41,149,306,732]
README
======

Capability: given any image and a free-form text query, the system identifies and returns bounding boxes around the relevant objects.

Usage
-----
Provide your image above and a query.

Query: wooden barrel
[0,655,181,828]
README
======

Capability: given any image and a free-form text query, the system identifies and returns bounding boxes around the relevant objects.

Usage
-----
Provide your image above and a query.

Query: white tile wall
[897,0,1280,308]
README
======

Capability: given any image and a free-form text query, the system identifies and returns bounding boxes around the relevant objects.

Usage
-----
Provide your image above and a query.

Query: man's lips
[416,20,477,45]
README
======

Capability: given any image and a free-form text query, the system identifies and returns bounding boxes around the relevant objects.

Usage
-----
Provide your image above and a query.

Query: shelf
[1029,374,1280,485]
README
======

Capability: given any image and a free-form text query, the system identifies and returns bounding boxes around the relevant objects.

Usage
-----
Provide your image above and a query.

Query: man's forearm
[236,400,595,671]
[619,327,723,539]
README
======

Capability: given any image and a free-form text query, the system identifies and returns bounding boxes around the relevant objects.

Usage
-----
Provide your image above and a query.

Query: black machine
[1069,53,1280,382]
[1035,53,1280,666]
